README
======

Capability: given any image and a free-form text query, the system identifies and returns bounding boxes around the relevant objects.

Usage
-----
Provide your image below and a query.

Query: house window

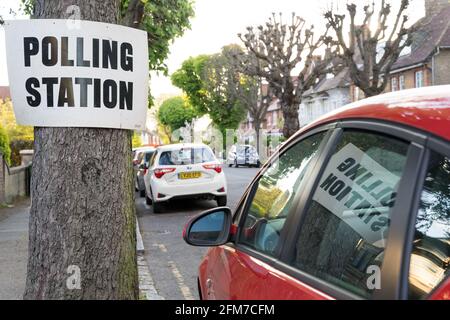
[391,77,398,92]
[399,75,405,90]
[415,71,424,88]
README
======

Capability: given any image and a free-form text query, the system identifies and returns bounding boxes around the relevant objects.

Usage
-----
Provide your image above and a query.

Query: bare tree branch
[237,13,339,137]
[325,0,416,97]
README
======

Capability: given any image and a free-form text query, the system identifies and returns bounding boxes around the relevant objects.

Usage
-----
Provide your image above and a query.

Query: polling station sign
[313,143,401,246]
[3,19,149,130]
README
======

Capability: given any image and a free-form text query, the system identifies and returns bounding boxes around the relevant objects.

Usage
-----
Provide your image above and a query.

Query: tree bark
[281,105,300,139]
[24,0,138,300]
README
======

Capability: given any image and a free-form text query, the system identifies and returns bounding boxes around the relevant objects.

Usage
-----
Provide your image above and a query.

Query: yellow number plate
[178,172,201,179]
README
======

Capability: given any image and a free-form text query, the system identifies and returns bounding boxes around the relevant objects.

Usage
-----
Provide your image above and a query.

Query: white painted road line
[168,260,195,300]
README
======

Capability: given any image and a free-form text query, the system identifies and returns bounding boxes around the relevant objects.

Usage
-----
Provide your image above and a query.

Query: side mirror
[183,207,232,247]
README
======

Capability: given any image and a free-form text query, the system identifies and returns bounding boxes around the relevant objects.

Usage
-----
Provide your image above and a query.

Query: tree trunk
[254,121,260,154]
[281,104,300,139]
[24,0,138,300]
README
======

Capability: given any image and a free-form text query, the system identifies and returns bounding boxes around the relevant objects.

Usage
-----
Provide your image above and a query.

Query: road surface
[136,165,259,300]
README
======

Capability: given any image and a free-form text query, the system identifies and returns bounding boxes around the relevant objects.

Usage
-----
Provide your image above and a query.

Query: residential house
[239,97,283,140]
[299,68,351,127]
[352,0,450,101]
[264,99,283,137]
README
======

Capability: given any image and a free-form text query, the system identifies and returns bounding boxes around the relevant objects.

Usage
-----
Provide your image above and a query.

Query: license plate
[178,172,201,179]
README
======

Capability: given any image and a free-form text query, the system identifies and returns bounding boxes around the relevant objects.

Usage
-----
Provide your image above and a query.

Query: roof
[303,67,351,96]
[295,85,450,141]
[0,86,10,100]
[392,6,450,71]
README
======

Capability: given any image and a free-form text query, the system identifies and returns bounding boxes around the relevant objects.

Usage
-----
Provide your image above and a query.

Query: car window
[150,151,157,167]
[289,130,409,298]
[144,151,155,164]
[238,132,326,257]
[159,147,215,165]
[408,151,450,300]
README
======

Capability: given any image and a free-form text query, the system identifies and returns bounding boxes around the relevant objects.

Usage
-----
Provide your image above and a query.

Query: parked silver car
[226,145,261,168]
[134,148,156,196]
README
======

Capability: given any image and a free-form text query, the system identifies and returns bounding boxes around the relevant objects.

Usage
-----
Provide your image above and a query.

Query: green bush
[10,139,34,167]
[0,126,11,165]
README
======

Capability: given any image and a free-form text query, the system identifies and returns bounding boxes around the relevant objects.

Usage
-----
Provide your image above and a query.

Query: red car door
[200,131,332,299]
[200,245,333,299]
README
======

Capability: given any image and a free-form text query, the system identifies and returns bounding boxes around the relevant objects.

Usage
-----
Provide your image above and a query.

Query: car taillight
[203,164,222,173]
[154,168,176,179]
[143,168,148,175]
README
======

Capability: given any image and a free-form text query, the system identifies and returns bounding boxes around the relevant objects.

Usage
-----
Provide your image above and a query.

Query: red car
[183,86,450,300]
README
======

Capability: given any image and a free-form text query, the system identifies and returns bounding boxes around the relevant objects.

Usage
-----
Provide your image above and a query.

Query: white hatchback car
[143,143,227,213]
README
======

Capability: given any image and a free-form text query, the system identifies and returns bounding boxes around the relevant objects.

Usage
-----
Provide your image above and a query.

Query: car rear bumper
[150,175,227,202]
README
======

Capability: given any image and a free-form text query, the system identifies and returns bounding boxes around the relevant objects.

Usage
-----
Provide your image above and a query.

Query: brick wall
[434,49,450,85]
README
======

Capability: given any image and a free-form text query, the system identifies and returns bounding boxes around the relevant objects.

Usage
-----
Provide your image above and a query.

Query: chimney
[425,0,450,17]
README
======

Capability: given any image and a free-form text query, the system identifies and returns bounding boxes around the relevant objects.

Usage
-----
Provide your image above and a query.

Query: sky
[0,0,426,101]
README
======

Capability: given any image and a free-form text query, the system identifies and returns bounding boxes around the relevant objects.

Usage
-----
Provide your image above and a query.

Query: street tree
[22,0,137,300]
[121,0,195,75]
[324,0,416,97]
[222,45,272,152]
[171,51,247,134]
[20,0,193,300]
[238,13,339,138]
[157,96,198,135]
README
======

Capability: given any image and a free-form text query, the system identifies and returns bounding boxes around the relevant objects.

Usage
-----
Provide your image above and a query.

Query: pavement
[0,200,29,300]
[0,165,259,300]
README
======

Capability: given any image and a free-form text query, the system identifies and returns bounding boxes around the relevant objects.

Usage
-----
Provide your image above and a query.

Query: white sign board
[313,143,400,245]
[3,19,149,130]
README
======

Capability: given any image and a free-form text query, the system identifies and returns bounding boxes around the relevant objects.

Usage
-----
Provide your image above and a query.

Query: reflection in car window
[239,132,326,257]
[409,152,450,300]
[290,130,409,298]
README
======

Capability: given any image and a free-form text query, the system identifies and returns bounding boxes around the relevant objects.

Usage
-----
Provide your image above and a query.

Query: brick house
[239,97,283,139]
[352,0,450,101]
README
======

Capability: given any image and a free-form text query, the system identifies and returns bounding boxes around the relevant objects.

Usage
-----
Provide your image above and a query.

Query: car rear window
[159,147,215,165]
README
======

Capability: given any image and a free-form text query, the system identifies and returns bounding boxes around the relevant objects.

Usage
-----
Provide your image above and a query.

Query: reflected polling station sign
[313,143,400,246]
[3,19,149,130]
